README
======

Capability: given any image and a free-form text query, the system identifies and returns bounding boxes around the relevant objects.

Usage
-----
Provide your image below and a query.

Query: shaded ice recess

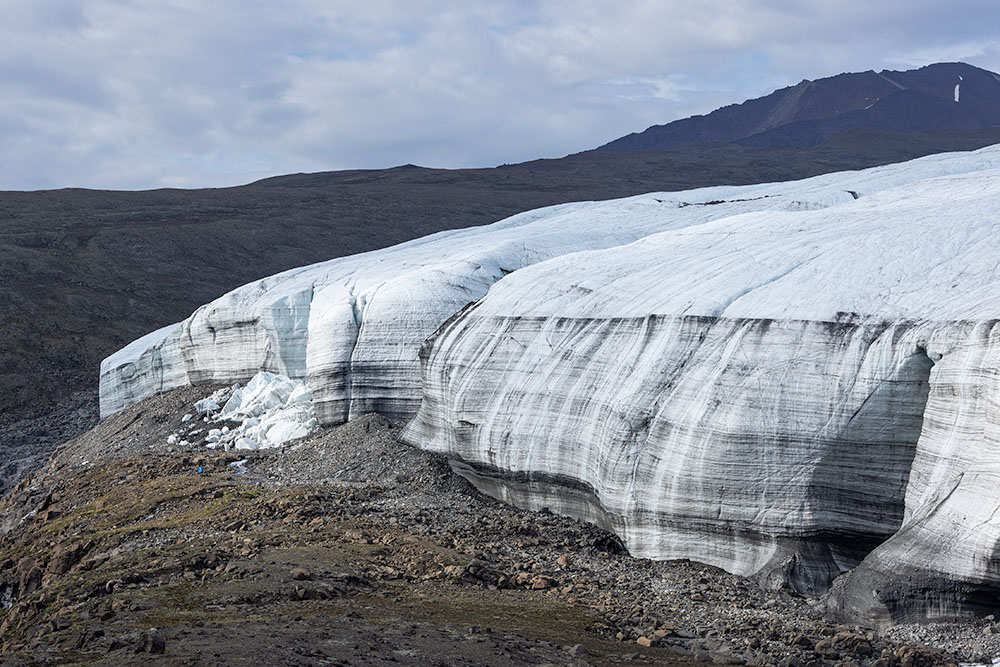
[101,145,1000,427]
[402,162,1000,623]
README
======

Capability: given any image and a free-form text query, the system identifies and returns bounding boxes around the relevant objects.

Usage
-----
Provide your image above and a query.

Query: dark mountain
[595,62,1000,151]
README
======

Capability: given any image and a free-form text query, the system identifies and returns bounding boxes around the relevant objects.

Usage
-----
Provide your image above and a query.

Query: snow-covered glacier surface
[102,145,1000,625]
[101,146,1000,425]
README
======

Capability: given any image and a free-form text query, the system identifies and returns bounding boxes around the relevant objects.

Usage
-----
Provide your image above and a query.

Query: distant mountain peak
[594,62,1000,152]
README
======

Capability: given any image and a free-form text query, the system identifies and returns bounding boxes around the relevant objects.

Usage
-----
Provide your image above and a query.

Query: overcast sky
[3,1,999,191]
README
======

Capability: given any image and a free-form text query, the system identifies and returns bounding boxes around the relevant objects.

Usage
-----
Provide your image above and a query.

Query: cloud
[1,0,999,190]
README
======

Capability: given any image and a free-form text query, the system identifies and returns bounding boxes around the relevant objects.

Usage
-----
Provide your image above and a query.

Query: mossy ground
[0,448,697,665]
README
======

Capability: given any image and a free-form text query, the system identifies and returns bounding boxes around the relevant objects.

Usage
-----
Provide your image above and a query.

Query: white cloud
[1,0,999,190]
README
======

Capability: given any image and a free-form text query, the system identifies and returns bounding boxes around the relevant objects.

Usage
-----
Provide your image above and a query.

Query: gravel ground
[0,388,98,497]
[1,387,997,665]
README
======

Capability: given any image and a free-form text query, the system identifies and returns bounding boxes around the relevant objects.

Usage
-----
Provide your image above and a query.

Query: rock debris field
[2,386,999,665]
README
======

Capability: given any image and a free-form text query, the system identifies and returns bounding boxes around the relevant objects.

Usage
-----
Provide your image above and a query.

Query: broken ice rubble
[166,372,318,451]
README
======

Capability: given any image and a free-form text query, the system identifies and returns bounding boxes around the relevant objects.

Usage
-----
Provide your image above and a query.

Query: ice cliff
[101,145,1000,624]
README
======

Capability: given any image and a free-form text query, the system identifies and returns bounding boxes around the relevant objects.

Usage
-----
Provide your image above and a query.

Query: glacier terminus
[100,145,1000,626]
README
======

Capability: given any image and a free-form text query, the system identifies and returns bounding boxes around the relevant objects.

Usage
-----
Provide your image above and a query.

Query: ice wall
[100,145,1000,623]
[401,164,1000,622]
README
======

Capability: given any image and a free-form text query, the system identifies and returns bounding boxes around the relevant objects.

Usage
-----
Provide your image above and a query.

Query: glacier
[402,162,1000,625]
[100,146,1000,423]
[99,145,1000,625]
